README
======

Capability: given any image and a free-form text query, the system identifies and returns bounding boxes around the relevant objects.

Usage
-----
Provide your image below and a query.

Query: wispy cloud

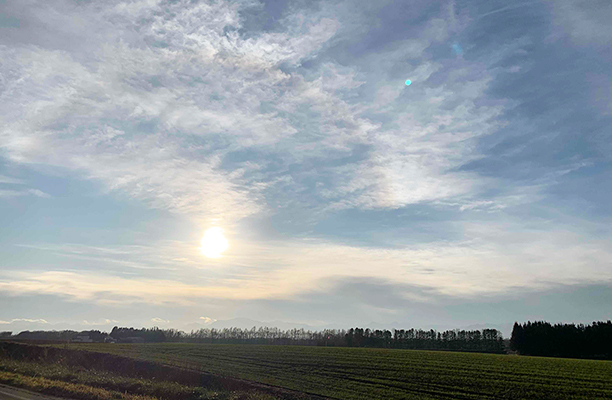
[0,0,343,224]
[199,317,216,324]
[82,319,119,326]
[27,189,51,198]
[548,0,612,47]
[0,189,51,198]
[0,0,523,225]
[0,318,48,325]
[0,190,22,198]
[0,175,24,184]
[2,220,610,304]
[15,243,180,272]
[1,0,611,326]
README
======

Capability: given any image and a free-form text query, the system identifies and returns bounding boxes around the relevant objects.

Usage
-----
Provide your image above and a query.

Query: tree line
[1,326,505,353]
[4,330,108,342]
[110,327,166,342]
[345,327,504,352]
[7,321,612,359]
[510,321,612,360]
[153,326,505,353]
[3,328,165,343]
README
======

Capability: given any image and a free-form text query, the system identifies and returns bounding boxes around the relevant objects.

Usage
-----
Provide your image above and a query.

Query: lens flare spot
[405,79,412,86]
[452,43,464,56]
[200,227,229,258]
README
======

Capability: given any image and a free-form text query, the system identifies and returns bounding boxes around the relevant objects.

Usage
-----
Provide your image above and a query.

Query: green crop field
[58,343,612,399]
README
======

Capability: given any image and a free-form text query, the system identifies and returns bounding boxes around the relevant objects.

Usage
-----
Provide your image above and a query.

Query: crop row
[59,343,612,399]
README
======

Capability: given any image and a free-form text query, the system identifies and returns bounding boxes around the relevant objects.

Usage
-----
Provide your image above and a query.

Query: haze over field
[1,0,611,333]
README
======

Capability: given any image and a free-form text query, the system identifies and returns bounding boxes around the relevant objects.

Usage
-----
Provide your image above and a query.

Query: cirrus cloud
[0,318,48,325]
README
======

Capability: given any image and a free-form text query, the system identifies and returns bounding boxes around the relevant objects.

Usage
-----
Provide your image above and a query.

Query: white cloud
[2,0,606,317]
[82,319,119,326]
[0,190,22,198]
[27,189,51,198]
[549,0,612,47]
[0,0,518,226]
[0,189,51,199]
[0,318,48,325]
[151,317,169,324]
[0,0,339,224]
[199,317,216,324]
[1,220,610,304]
[14,242,189,272]
[0,175,24,184]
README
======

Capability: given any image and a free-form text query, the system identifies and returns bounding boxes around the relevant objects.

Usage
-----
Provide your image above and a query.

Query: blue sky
[0,0,611,335]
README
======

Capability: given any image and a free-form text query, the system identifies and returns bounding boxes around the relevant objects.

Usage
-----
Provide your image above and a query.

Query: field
[57,343,612,399]
[0,355,276,400]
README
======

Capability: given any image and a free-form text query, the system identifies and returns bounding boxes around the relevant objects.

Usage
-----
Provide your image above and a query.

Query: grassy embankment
[60,342,612,399]
[0,359,276,400]
[0,361,155,400]
[0,342,285,400]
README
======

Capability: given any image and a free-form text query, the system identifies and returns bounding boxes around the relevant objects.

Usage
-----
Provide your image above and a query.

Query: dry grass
[0,370,157,400]
[0,358,277,400]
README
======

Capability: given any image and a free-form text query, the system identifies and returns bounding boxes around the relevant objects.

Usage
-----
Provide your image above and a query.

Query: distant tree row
[510,321,612,360]
[163,326,505,353]
[2,326,504,353]
[345,327,504,352]
[3,328,165,343]
[110,327,166,343]
[163,327,347,346]
[6,330,107,342]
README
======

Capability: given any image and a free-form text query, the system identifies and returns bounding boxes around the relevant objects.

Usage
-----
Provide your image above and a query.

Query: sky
[0,0,611,336]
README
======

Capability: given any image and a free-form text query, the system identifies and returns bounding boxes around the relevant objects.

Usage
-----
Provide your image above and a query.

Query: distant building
[73,335,93,343]
[103,336,117,343]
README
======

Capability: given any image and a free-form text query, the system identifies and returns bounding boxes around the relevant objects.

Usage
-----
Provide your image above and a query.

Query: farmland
[58,343,612,399]
[0,356,273,400]
[0,342,294,400]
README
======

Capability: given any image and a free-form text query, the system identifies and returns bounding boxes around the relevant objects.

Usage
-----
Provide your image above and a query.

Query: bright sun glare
[200,227,229,258]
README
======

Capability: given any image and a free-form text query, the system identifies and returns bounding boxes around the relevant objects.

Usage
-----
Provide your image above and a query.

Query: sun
[200,227,229,258]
